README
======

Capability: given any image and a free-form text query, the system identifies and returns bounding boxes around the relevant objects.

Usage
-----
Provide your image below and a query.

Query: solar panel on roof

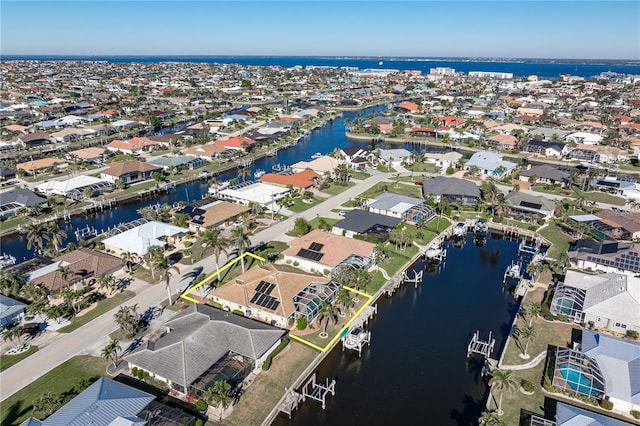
[520,201,543,210]
[250,293,259,304]
[265,283,275,295]
[256,293,267,306]
[309,242,324,252]
[297,248,324,261]
[255,280,267,293]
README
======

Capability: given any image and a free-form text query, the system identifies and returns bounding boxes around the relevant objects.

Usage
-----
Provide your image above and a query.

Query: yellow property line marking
[292,285,374,352]
[180,251,266,302]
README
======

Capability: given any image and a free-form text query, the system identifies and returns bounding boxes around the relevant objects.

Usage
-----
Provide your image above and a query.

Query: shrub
[296,317,307,330]
[521,379,536,393]
[208,300,222,309]
[626,330,639,339]
[195,399,208,411]
[183,240,192,248]
[537,218,546,225]
[262,337,290,371]
[136,369,145,379]
[195,419,205,426]
[599,399,613,410]
[143,371,149,380]
[232,309,245,316]
[132,366,138,377]
[630,410,640,419]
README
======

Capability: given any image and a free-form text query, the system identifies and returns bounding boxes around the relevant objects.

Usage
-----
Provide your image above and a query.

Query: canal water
[1,106,449,261]
[272,233,522,426]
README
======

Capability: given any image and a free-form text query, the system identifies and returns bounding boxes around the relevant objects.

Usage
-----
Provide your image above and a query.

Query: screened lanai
[552,348,605,400]
[550,284,586,322]
[292,280,340,324]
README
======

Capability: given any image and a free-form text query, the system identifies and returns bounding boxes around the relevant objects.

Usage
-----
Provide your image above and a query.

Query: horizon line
[1,54,639,62]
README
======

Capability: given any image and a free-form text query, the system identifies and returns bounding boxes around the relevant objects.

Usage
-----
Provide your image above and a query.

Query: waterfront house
[27,248,123,293]
[260,169,320,192]
[339,147,374,169]
[19,377,156,426]
[524,140,568,158]
[214,136,256,152]
[102,221,187,257]
[502,191,556,221]
[100,160,162,185]
[123,304,286,399]
[377,148,412,167]
[106,137,159,155]
[185,143,230,160]
[593,210,640,239]
[551,330,640,413]
[210,263,340,328]
[593,177,640,200]
[464,151,517,177]
[35,175,114,200]
[282,229,375,274]
[567,144,628,164]
[148,155,205,171]
[331,209,401,240]
[421,176,481,208]
[291,156,345,176]
[530,402,635,426]
[528,126,569,141]
[421,151,463,173]
[50,127,94,143]
[0,294,26,328]
[17,132,54,147]
[484,134,517,151]
[368,193,435,222]
[0,188,48,219]
[216,181,290,210]
[568,239,640,276]
[176,200,250,234]
[566,132,603,145]
[550,270,639,334]
[519,165,570,187]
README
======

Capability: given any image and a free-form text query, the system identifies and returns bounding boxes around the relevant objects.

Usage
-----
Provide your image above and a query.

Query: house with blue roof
[530,402,636,426]
[464,151,517,177]
[19,377,155,426]
[0,294,26,328]
[552,330,640,414]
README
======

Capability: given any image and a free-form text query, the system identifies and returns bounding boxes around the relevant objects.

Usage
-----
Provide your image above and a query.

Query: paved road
[0,170,625,401]
[0,171,393,401]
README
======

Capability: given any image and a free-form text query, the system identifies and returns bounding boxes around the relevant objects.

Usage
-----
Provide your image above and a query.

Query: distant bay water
[2,56,639,79]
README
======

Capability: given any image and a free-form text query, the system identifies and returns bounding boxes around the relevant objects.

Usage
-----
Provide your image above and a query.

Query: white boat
[0,253,16,270]
[311,152,322,159]
[503,261,521,282]
[424,241,447,261]
[253,169,265,179]
[208,180,230,194]
[452,222,467,238]
[473,219,489,236]
[342,327,369,349]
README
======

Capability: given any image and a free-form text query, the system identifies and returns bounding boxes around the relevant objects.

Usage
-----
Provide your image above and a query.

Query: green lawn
[426,217,451,234]
[1,355,108,426]
[286,196,324,213]
[58,291,135,333]
[358,182,422,199]
[366,270,387,294]
[531,185,574,197]
[405,162,441,173]
[321,181,355,195]
[349,170,371,180]
[308,217,339,230]
[573,188,626,206]
[0,345,38,372]
[380,244,419,276]
[537,221,574,259]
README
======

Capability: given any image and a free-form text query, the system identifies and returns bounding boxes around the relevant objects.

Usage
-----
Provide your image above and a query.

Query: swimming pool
[558,363,599,397]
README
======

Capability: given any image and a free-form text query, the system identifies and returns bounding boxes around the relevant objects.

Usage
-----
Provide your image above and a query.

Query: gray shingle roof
[0,188,47,208]
[123,304,286,387]
[333,209,401,233]
[519,165,569,181]
[421,176,480,198]
[369,193,424,212]
[0,294,27,322]
[31,377,154,426]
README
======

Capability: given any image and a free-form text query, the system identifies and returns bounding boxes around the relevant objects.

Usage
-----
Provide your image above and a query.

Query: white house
[566,132,603,145]
[102,221,187,257]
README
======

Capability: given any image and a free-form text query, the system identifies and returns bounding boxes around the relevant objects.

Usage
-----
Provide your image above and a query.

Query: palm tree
[151,256,180,304]
[113,304,139,337]
[23,223,50,255]
[0,271,25,298]
[528,302,542,326]
[627,198,640,210]
[97,274,117,296]
[2,326,23,349]
[488,369,519,415]
[57,265,73,290]
[478,411,506,426]
[27,296,49,322]
[101,338,122,367]
[47,224,67,253]
[173,213,190,228]
[336,287,353,315]
[515,324,537,358]
[205,380,232,410]
[230,226,251,273]
[202,231,229,282]
[121,251,138,274]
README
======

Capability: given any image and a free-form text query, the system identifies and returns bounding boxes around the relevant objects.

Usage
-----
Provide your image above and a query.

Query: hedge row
[262,337,290,371]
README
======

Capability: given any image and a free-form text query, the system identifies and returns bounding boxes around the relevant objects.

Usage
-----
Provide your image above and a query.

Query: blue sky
[1,1,639,59]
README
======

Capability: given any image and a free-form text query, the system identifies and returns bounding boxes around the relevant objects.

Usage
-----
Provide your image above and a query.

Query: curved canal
[272,234,521,426]
[1,106,449,262]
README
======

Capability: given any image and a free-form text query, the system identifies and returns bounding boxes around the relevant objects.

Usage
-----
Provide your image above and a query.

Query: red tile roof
[214,136,255,148]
